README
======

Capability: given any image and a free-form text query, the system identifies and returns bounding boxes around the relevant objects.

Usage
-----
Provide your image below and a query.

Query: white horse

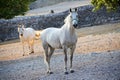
[18,24,36,56]
[40,8,78,74]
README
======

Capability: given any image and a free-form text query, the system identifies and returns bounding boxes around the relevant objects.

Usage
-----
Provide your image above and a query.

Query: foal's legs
[29,40,34,54]
[21,41,29,56]
[31,40,34,53]
[70,46,75,73]
[22,42,25,56]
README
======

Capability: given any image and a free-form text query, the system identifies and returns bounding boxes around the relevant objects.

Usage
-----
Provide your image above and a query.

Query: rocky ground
[0,50,120,80]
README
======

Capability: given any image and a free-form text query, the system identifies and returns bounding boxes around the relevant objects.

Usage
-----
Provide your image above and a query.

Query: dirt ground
[0,32,120,61]
[0,23,120,61]
[0,23,120,80]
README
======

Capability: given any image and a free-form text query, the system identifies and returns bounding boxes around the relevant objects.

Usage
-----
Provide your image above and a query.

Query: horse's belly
[52,44,62,49]
[48,40,62,49]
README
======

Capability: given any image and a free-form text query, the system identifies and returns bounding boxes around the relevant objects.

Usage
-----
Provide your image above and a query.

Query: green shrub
[0,0,36,19]
[91,0,120,12]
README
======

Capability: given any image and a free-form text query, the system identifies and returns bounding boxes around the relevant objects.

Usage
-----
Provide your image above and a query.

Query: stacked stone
[0,5,120,42]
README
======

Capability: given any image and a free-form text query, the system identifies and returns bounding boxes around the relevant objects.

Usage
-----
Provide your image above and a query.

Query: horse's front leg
[29,40,34,54]
[22,42,25,56]
[70,45,76,73]
[63,46,68,74]
[22,41,28,56]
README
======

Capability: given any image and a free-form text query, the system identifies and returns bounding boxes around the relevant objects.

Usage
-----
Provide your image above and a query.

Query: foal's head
[69,8,78,28]
[18,24,25,36]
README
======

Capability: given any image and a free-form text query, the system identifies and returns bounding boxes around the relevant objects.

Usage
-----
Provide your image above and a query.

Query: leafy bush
[91,0,120,12]
[0,0,36,19]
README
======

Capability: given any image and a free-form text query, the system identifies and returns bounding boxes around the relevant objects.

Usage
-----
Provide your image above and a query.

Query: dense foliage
[0,0,36,19]
[91,0,120,12]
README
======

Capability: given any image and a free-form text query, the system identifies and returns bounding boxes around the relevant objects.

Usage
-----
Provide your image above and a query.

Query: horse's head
[69,8,78,28]
[18,24,25,36]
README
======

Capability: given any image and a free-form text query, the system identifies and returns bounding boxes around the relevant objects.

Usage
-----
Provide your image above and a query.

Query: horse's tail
[35,30,42,40]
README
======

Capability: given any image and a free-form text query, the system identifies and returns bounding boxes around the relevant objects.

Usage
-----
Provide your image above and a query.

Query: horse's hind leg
[22,42,25,56]
[70,46,75,73]
[47,45,54,74]
[43,43,53,74]
[31,40,34,53]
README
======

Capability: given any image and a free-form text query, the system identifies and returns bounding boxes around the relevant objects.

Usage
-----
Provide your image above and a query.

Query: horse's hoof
[49,72,53,74]
[29,53,33,54]
[23,54,29,56]
[64,72,69,75]
[31,51,34,53]
[30,51,34,54]
[70,70,74,73]
[47,71,53,74]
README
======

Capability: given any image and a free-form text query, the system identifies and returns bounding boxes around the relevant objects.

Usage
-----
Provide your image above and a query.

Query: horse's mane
[64,14,71,24]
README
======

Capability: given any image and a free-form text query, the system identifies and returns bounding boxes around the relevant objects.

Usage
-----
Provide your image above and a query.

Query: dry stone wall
[0,5,120,42]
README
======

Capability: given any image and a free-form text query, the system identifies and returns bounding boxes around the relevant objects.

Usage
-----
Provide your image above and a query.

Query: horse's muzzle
[73,24,78,28]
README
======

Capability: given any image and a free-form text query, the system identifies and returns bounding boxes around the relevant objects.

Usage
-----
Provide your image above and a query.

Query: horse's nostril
[20,34,23,36]
[76,24,78,27]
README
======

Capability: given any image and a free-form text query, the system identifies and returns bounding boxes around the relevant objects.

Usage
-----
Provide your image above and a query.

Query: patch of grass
[0,39,20,45]
[76,23,120,37]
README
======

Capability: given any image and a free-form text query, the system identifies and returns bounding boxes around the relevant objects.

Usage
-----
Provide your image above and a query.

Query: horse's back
[26,28,35,33]
[41,28,60,38]
[41,28,62,48]
[24,28,35,39]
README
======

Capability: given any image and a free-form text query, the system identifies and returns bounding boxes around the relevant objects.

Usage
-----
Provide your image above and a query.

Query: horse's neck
[23,28,26,32]
[20,28,26,35]
[62,21,75,35]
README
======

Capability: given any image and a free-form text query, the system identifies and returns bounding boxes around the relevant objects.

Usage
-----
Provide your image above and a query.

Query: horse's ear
[69,8,72,12]
[18,24,20,28]
[21,24,24,28]
[75,8,78,12]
